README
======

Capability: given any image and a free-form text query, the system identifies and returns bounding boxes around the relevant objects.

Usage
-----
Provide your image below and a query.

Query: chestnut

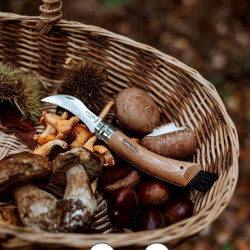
[133,209,166,231]
[164,197,194,225]
[101,165,140,193]
[135,180,170,207]
[107,187,138,228]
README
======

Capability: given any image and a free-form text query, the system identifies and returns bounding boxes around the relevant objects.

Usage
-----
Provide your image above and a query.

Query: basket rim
[0,11,240,249]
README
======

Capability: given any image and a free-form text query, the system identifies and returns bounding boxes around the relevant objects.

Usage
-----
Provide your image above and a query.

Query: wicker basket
[0,1,239,249]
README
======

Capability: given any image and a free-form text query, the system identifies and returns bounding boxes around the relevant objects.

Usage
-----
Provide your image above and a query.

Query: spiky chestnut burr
[0,62,42,122]
[58,60,108,115]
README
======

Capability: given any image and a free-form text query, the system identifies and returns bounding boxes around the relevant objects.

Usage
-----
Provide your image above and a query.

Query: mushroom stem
[32,139,68,157]
[12,183,57,229]
[83,135,98,152]
[48,165,97,232]
[98,101,114,119]
[49,148,101,232]
[64,165,97,215]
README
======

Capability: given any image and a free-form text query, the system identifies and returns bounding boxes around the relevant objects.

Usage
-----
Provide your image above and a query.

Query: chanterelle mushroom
[32,139,68,157]
[69,124,93,147]
[0,152,57,230]
[46,147,102,232]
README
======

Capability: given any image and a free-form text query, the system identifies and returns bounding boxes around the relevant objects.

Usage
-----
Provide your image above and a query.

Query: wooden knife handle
[107,131,202,187]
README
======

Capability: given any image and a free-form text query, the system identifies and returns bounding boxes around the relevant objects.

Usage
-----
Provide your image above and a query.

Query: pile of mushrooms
[0,87,199,234]
[0,150,101,232]
[0,101,116,232]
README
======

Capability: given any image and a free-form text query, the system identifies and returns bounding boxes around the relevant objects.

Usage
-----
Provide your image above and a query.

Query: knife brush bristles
[0,62,42,122]
[59,61,108,115]
[187,170,218,193]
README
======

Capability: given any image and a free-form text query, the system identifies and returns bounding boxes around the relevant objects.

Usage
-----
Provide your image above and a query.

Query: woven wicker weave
[0,1,239,249]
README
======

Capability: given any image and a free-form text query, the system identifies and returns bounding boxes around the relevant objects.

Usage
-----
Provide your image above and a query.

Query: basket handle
[36,0,63,34]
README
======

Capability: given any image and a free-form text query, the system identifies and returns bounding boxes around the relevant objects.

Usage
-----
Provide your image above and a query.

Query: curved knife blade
[41,95,101,133]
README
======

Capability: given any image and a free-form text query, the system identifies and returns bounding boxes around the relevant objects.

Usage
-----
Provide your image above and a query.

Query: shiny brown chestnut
[164,197,194,225]
[135,180,170,207]
[107,187,138,228]
[133,209,166,231]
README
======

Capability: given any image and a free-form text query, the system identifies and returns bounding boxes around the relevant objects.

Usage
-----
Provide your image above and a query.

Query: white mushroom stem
[12,183,57,230]
[49,164,98,232]
[64,164,97,216]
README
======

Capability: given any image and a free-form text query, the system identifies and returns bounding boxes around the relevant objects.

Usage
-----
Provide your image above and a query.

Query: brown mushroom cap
[141,127,197,160]
[50,147,102,187]
[0,152,51,194]
[114,88,160,135]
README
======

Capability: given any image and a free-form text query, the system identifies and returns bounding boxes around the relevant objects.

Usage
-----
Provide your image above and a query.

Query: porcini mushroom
[0,152,57,230]
[51,147,102,185]
[47,147,102,232]
[140,123,198,160]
